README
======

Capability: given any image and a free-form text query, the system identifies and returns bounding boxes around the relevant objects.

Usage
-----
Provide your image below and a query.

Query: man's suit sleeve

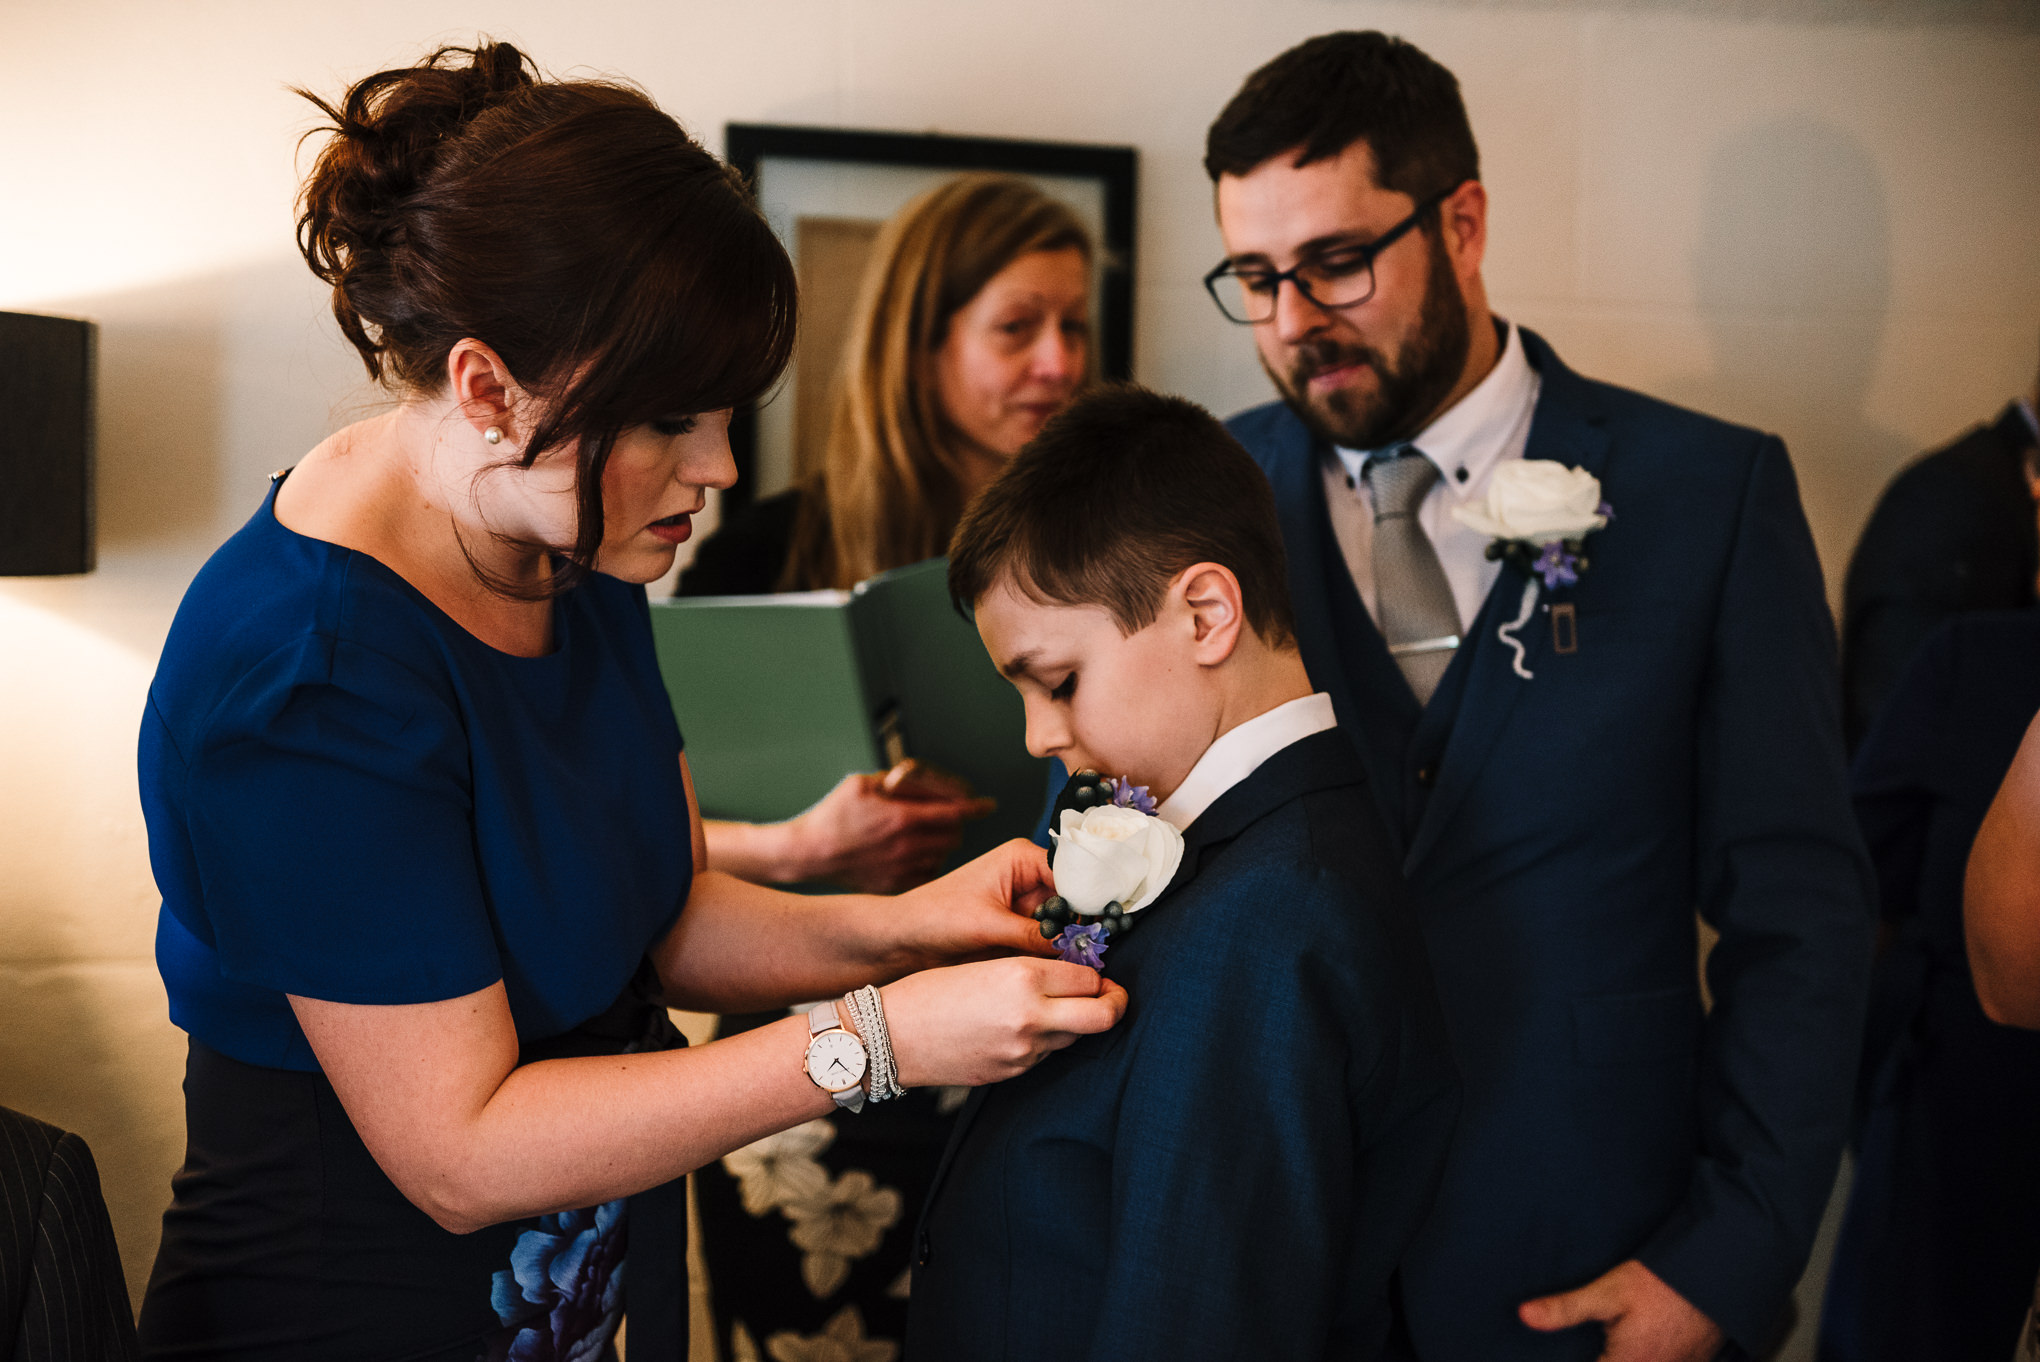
[1082,874,1449,1362]
[1636,435,1878,1351]
[0,1116,140,1361]
[1841,447,2026,751]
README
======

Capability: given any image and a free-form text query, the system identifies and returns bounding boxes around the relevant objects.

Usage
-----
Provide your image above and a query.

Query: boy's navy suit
[909,729,1457,1361]
[1226,327,1877,1358]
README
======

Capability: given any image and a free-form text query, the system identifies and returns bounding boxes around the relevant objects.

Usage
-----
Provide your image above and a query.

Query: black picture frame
[722,122,1138,514]
[0,311,96,576]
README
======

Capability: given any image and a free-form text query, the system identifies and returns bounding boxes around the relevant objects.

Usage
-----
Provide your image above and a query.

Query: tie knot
[1363,447,1438,519]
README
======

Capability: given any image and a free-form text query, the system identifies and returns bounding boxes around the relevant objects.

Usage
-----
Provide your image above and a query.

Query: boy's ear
[1178,562,1247,667]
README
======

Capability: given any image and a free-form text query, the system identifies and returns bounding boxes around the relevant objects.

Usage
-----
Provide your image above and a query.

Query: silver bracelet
[845,986,904,1102]
[844,990,893,1109]
[840,990,883,1102]
[862,985,904,1101]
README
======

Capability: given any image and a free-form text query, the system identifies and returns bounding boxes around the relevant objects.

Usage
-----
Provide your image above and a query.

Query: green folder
[648,557,1048,868]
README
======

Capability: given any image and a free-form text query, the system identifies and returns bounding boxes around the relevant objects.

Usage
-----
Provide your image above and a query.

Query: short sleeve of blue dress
[141,477,691,1072]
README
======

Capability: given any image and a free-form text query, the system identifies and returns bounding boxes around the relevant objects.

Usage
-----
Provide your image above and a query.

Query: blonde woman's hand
[789,770,993,893]
[879,956,1128,1088]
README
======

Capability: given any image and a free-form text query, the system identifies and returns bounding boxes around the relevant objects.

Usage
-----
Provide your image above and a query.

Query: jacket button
[1415,764,1435,787]
[917,1230,932,1267]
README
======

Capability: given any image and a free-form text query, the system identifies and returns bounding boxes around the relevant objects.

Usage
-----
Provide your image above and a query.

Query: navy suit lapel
[1402,329,1614,874]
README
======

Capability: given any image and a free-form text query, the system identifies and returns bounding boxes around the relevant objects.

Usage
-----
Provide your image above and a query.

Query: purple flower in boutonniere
[1110,776,1158,815]
[1531,541,1579,590]
[1031,769,1186,970]
[1450,463,1613,680]
[1053,923,1110,969]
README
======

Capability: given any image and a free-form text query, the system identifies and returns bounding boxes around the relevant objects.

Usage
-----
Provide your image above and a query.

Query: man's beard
[1268,229,1472,452]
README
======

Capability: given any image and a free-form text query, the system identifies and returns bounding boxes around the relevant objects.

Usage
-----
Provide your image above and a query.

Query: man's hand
[1519,1260,1724,1362]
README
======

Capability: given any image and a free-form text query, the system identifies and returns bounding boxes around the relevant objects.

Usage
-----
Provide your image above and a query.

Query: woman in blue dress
[133,41,1124,1362]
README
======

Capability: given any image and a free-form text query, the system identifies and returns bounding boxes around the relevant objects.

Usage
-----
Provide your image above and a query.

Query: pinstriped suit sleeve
[0,1108,140,1361]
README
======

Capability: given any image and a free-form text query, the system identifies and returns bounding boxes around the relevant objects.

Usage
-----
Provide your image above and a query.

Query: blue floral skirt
[139,967,686,1362]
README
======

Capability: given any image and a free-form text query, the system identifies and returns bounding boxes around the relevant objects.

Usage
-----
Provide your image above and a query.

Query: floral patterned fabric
[485,1201,628,1362]
[696,1012,965,1362]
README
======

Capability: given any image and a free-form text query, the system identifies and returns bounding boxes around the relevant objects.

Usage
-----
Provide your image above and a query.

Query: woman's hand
[879,957,1128,1088]
[884,837,1063,971]
[786,769,994,892]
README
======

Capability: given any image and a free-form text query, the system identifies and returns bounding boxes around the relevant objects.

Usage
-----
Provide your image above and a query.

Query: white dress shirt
[1155,693,1338,831]
[1320,320,1543,631]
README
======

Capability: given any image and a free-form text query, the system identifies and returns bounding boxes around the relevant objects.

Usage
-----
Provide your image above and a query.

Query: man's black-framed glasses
[1203,182,1463,325]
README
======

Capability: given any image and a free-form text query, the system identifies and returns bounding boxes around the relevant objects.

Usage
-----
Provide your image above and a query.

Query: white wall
[3,0,2036,1342]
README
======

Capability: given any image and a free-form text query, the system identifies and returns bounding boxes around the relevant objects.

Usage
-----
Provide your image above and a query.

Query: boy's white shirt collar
[1154,692,1338,831]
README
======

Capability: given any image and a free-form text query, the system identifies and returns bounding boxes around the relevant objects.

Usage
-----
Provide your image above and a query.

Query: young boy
[909,386,1458,1359]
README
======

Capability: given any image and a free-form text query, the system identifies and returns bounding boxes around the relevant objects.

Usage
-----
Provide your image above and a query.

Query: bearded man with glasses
[1207,31,1875,1362]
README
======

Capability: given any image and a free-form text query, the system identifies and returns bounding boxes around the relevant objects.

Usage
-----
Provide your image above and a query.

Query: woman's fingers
[1034,978,1128,1045]
[978,837,1055,907]
[881,956,1128,1087]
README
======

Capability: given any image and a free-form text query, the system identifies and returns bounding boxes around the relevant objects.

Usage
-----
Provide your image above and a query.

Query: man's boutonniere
[1450,460,1612,678]
[1031,770,1185,971]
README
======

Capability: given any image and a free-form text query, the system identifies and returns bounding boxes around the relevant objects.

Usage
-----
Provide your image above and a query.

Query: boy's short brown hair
[948,385,1296,648]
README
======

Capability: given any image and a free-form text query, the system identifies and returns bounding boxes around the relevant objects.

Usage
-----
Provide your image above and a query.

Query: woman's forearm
[295,985,838,1236]
[295,952,1122,1236]
[1966,711,2040,1028]
[703,818,805,885]
[446,1016,833,1229]
[652,869,913,1013]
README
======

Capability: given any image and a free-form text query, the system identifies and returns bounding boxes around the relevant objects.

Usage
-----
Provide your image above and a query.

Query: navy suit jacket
[909,730,1457,1361]
[1227,329,1876,1358]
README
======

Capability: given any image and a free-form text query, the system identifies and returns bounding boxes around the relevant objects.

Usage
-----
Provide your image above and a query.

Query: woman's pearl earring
[483,426,504,446]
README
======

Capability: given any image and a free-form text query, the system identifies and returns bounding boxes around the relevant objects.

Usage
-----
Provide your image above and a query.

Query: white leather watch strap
[805,1001,866,1113]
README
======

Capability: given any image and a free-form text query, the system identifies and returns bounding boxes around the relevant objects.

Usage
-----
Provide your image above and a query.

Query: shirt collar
[2018,398,2039,444]
[1333,319,1537,492]
[1154,693,1338,830]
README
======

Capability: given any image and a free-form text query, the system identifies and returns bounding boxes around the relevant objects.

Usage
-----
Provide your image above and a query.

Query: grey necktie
[1363,446,1460,703]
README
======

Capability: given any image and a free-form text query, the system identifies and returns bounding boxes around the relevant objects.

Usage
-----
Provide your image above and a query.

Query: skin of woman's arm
[662,757,1052,1012]
[1965,707,2040,1028]
[703,770,992,893]
[289,756,1122,1235]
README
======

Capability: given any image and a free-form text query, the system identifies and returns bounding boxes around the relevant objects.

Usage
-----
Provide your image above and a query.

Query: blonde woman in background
[679,174,1094,1360]
[686,174,1094,897]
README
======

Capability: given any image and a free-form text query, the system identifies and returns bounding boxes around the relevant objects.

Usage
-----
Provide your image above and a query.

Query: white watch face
[805,1030,868,1093]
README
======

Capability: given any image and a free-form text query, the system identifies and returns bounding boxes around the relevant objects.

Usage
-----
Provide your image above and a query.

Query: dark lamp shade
[0,311,96,575]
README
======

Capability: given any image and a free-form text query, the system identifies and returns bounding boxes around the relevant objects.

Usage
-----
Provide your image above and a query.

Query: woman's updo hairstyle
[296,41,796,594]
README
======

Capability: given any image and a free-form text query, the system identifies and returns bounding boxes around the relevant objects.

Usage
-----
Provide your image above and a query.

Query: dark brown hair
[1204,31,1479,202]
[295,41,796,595]
[948,385,1295,648]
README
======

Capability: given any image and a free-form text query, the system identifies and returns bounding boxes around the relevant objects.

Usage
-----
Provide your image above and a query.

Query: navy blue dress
[136,476,694,1362]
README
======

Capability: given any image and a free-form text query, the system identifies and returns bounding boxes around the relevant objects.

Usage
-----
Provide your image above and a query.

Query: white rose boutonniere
[1054,805,1182,916]
[1449,460,1613,679]
[1032,771,1185,970]
[1451,460,1611,589]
